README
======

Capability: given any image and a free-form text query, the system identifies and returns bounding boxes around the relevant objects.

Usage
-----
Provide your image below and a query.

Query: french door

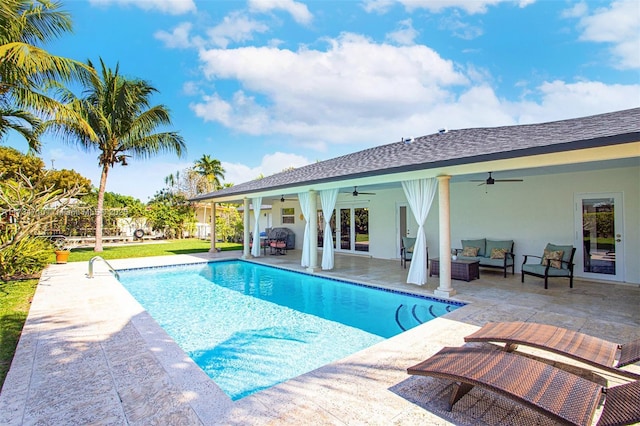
[574,193,624,281]
[336,205,369,253]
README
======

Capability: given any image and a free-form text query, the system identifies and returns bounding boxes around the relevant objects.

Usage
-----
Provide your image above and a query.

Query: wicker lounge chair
[407,346,640,426]
[464,321,640,380]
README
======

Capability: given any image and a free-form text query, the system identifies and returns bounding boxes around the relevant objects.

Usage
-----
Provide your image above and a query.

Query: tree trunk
[94,165,109,252]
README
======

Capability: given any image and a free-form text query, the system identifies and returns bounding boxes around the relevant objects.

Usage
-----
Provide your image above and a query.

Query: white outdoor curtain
[401,178,438,285]
[250,196,263,257]
[320,189,339,270]
[298,192,311,267]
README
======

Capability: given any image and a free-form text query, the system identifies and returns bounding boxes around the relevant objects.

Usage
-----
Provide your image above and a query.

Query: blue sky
[6,0,640,201]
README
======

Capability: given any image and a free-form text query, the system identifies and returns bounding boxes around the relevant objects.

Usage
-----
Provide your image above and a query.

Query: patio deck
[1,250,638,425]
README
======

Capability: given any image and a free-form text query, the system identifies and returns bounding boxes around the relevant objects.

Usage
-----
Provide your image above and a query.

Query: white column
[209,202,217,252]
[435,175,456,297]
[242,198,251,259]
[202,204,207,239]
[307,190,319,272]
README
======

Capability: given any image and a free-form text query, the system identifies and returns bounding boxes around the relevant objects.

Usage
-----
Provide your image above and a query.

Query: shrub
[0,233,52,280]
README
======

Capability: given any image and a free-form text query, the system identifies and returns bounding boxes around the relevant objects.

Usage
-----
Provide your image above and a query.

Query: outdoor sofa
[454,238,515,277]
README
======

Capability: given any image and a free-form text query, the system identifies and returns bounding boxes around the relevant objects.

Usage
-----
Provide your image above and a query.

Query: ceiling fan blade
[470,172,523,185]
[352,186,376,196]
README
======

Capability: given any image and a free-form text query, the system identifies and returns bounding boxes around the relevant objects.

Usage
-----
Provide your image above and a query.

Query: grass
[1,238,242,389]
[52,238,242,263]
[0,279,38,388]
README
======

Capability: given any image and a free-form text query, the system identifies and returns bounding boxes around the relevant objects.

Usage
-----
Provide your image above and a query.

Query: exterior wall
[270,164,639,284]
[193,203,212,239]
[269,200,305,248]
[367,188,423,260]
[247,210,273,235]
[446,165,639,284]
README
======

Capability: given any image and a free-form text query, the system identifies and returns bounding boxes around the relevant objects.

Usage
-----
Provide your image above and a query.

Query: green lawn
[1,239,242,388]
[52,238,242,263]
[0,279,38,388]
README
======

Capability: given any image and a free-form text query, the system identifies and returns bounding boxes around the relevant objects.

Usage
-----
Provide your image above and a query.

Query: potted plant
[53,237,76,264]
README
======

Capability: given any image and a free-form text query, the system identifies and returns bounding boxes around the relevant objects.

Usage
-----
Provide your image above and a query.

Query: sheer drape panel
[401,178,437,285]
[320,189,338,270]
[298,192,311,267]
[250,197,263,257]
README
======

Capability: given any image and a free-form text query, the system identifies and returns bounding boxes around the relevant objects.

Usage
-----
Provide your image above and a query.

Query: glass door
[574,193,624,281]
[317,210,336,249]
[354,207,369,252]
[339,208,351,250]
[336,205,370,253]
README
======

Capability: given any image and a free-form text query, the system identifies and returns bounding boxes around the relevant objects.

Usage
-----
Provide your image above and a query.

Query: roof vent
[438,128,448,134]
[402,137,413,144]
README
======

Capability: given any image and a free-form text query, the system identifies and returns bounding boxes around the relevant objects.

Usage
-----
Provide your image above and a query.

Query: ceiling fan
[471,172,524,186]
[280,195,296,202]
[352,186,376,196]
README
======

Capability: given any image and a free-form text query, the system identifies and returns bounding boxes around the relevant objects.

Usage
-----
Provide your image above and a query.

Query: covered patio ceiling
[208,154,640,205]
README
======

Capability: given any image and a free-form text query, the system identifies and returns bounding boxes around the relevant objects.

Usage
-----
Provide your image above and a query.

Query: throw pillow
[461,246,479,257]
[490,248,507,259]
[542,249,564,269]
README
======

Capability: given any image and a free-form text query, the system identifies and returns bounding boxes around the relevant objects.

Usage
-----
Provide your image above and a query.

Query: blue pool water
[117,260,464,400]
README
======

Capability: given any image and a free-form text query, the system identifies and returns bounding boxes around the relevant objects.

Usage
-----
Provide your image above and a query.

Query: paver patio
[1,251,638,425]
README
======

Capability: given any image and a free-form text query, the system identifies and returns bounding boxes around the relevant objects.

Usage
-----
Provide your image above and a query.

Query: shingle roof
[193,107,640,201]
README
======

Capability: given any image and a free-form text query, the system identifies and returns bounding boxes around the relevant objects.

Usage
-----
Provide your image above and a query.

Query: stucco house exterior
[193,108,640,294]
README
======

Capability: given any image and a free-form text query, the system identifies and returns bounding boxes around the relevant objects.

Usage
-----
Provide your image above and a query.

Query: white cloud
[192,33,469,147]
[513,80,640,123]
[248,0,313,25]
[362,0,396,14]
[572,0,640,69]
[386,19,419,45]
[223,152,311,185]
[561,2,588,18]
[155,22,193,48]
[394,0,529,14]
[206,11,270,48]
[191,30,640,151]
[89,0,196,15]
[182,81,200,96]
[439,11,484,40]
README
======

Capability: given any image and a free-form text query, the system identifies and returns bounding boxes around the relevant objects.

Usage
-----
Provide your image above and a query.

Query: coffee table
[429,258,480,282]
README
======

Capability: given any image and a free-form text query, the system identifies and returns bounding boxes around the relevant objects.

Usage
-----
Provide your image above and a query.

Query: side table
[429,258,480,282]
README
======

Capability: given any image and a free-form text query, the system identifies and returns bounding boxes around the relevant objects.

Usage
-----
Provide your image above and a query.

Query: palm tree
[52,58,186,251]
[0,0,93,152]
[193,154,225,192]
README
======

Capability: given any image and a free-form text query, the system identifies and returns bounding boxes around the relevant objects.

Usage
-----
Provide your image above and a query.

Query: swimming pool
[117,260,464,400]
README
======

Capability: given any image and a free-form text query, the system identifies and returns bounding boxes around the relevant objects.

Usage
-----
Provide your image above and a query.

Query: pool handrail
[88,256,120,280]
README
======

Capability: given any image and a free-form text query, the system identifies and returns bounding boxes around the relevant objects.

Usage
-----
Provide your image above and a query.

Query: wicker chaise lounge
[464,321,640,380]
[407,346,640,426]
